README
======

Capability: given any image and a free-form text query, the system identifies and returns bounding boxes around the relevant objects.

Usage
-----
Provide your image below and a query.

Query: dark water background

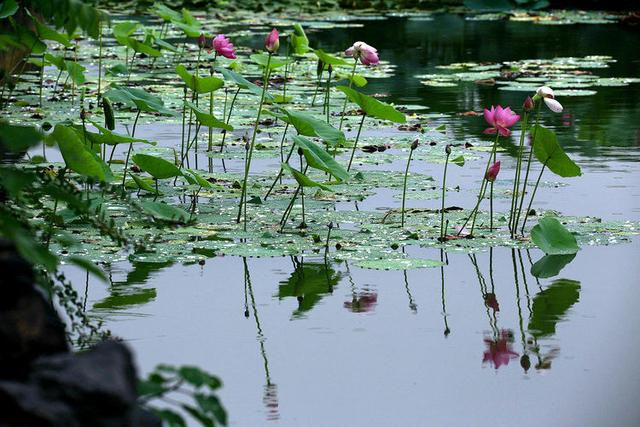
[65,15,640,426]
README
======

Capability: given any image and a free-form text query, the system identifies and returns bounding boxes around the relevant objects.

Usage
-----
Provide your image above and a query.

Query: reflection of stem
[469,254,497,335]
[243,258,272,385]
[403,269,417,313]
[324,222,333,260]
[512,249,528,360]
[440,249,450,336]
[347,114,366,172]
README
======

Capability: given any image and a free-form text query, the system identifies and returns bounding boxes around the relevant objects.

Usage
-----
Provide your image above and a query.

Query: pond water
[62,14,640,426]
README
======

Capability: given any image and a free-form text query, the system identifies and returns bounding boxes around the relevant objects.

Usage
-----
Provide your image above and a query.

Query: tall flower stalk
[401,139,419,228]
[440,144,452,239]
[339,41,379,131]
[237,29,279,230]
[513,86,562,235]
[508,97,533,237]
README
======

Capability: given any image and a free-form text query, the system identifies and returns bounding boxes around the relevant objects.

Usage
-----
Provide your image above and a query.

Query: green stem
[39,53,45,108]
[219,88,240,153]
[97,21,103,105]
[338,59,357,131]
[520,162,547,234]
[324,68,332,124]
[509,111,529,236]
[121,109,141,190]
[347,114,366,172]
[311,70,323,107]
[237,54,272,228]
[440,153,450,239]
[264,141,295,201]
[514,103,542,235]
[401,147,415,228]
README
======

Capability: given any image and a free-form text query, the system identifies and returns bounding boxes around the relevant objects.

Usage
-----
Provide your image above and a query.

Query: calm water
[66,14,640,426]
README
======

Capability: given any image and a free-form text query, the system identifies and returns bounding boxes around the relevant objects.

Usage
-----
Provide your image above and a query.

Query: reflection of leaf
[277,261,342,317]
[114,261,174,287]
[528,279,581,338]
[531,217,580,255]
[93,288,156,310]
[531,253,577,278]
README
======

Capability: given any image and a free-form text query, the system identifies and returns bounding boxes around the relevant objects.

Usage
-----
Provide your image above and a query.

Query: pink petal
[483,127,497,134]
[483,108,495,126]
[498,126,511,137]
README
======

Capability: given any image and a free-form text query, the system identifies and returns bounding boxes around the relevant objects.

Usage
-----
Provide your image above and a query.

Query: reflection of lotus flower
[484,292,500,311]
[263,383,279,421]
[211,34,237,59]
[265,28,280,53]
[344,291,378,313]
[345,41,380,66]
[536,86,563,113]
[486,161,501,182]
[482,330,519,369]
[483,105,520,137]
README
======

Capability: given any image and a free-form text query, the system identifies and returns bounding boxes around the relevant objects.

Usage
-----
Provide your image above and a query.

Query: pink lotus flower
[483,330,519,369]
[211,34,236,59]
[486,161,500,182]
[345,41,379,66]
[536,86,563,113]
[265,28,280,53]
[483,105,520,137]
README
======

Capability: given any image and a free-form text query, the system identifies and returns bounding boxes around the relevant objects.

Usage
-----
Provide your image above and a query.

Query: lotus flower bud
[197,33,206,49]
[316,59,324,78]
[327,64,333,74]
[411,138,419,150]
[536,86,563,113]
[445,144,452,155]
[265,28,280,53]
[523,96,534,112]
[486,161,501,182]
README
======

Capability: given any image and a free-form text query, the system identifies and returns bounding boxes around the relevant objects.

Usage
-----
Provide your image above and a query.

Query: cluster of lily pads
[1,2,639,278]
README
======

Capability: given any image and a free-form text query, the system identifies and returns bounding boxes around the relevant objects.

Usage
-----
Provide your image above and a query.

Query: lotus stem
[520,162,548,234]
[237,53,272,229]
[121,109,141,190]
[347,114,366,172]
[509,111,529,237]
[219,88,240,153]
[513,103,542,235]
[338,59,357,131]
[97,21,103,105]
[324,67,332,124]
[39,53,45,108]
[324,222,333,259]
[264,141,296,201]
[401,144,416,228]
[440,151,451,239]
[311,69,323,107]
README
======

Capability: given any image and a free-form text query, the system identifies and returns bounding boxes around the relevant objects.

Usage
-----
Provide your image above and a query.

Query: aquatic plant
[339,40,378,130]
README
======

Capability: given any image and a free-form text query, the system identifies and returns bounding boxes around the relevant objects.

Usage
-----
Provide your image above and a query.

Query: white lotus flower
[536,86,563,113]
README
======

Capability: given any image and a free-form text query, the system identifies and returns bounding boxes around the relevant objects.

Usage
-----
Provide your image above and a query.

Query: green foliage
[281,163,333,191]
[176,65,225,94]
[530,216,580,255]
[49,124,113,182]
[336,85,406,123]
[139,364,227,427]
[133,153,182,179]
[185,101,233,131]
[293,135,349,181]
[531,253,576,278]
[217,66,274,101]
[104,85,175,115]
[141,201,191,223]
[532,125,581,177]
[278,108,345,147]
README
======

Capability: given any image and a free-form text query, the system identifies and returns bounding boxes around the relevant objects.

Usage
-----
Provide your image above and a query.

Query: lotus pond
[3,6,640,427]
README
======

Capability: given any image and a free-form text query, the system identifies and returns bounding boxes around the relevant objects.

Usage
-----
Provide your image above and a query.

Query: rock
[0,341,160,427]
[0,240,68,381]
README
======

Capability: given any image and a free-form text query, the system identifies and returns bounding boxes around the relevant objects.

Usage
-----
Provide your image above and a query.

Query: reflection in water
[469,254,498,335]
[482,330,519,370]
[92,261,172,311]
[344,291,378,313]
[440,250,450,337]
[243,258,279,421]
[278,257,343,318]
